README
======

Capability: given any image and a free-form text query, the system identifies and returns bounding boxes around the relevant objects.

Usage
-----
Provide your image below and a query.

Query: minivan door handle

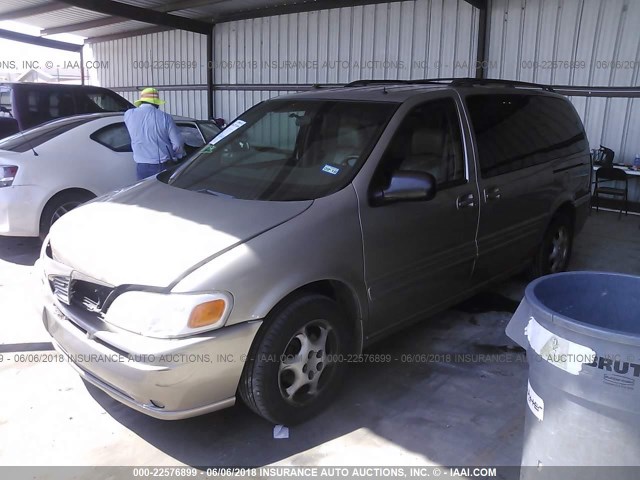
[456,193,475,209]
[484,186,501,202]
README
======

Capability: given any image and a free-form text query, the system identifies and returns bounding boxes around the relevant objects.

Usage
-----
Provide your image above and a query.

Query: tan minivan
[39,78,591,424]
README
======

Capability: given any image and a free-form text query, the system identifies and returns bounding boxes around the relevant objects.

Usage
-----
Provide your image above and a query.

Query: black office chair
[599,145,615,166]
[593,145,615,166]
[594,166,628,219]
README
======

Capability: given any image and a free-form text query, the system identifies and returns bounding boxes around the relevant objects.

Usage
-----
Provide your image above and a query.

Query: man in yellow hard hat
[124,87,185,180]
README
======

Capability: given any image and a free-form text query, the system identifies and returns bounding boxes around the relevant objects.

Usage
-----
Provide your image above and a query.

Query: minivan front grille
[71,280,113,313]
[51,275,71,305]
[49,275,114,314]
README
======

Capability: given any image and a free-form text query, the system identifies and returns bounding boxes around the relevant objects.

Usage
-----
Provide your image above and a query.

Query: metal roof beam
[0,28,82,52]
[206,0,487,23]
[158,0,231,11]
[41,0,223,36]
[57,0,212,34]
[0,2,69,21]
[463,0,487,9]
[42,16,127,35]
[84,25,172,43]
[211,0,405,23]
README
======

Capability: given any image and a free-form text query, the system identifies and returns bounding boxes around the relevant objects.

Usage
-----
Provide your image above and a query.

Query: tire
[239,294,352,425]
[39,191,95,241]
[530,213,573,278]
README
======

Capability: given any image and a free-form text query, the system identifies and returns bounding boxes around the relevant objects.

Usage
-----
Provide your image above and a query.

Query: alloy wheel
[548,225,569,273]
[278,320,337,406]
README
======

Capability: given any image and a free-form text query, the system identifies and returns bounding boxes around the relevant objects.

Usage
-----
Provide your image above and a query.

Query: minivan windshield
[168,100,397,201]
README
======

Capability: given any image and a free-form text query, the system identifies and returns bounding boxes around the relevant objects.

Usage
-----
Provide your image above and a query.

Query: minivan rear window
[0,116,90,153]
[466,94,587,178]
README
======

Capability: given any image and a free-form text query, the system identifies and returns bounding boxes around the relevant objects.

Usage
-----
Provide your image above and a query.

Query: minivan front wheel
[531,213,573,277]
[239,294,351,425]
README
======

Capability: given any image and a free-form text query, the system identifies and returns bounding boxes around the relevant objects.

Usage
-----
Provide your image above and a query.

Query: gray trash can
[506,271,640,480]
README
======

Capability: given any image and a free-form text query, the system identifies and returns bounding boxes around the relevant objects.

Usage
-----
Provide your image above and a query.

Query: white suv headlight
[104,291,233,338]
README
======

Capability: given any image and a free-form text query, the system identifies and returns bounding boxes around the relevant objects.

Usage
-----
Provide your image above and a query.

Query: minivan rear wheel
[239,294,351,425]
[530,213,573,277]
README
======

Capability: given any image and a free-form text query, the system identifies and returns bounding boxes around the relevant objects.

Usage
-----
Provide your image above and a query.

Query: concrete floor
[0,210,638,471]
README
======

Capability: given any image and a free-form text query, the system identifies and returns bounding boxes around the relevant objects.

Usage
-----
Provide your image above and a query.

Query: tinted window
[197,121,221,142]
[466,94,587,178]
[0,87,12,113]
[23,90,76,126]
[178,124,204,148]
[48,91,76,118]
[92,121,216,155]
[379,98,465,188]
[90,122,131,152]
[24,91,47,127]
[168,100,397,201]
[0,88,14,137]
[77,91,130,113]
[0,116,90,153]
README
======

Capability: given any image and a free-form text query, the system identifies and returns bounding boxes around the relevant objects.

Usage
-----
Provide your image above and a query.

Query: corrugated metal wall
[488,0,640,162]
[213,0,479,121]
[87,30,208,119]
[85,0,640,162]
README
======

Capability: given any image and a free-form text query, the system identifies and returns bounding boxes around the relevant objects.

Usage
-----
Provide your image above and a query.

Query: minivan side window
[379,98,465,188]
[0,88,12,113]
[49,91,75,118]
[24,90,75,126]
[466,94,587,178]
[78,91,130,113]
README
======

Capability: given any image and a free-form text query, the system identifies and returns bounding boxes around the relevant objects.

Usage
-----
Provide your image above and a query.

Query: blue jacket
[124,103,185,164]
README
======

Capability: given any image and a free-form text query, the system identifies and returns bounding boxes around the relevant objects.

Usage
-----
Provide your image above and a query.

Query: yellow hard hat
[134,87,165,107]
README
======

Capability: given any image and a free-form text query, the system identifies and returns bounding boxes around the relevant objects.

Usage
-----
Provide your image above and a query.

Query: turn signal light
[188,299,226,328]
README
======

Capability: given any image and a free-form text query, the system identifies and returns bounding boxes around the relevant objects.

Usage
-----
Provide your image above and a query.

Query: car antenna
[0,106,38,156]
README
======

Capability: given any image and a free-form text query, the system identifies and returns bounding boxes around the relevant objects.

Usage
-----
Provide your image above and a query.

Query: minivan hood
[49,180,312,287]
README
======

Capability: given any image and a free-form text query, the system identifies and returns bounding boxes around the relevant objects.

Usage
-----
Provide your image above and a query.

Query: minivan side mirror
[371,170,437,206]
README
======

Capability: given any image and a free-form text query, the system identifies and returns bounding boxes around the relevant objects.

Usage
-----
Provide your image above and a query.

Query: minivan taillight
[0,165,18,187]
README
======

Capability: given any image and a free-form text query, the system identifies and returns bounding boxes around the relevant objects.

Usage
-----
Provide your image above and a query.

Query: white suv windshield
[167,100,397,201]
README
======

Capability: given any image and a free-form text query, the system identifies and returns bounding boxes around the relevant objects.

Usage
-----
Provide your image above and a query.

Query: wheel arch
[260,279,365,354]
[530,200,577,278]
[549,200,576,230]
[38,187,97,234]
[40,187,96,217]
[540,199,576,242]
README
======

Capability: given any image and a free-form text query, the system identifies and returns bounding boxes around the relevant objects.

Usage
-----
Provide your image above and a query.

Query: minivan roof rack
[417,77,555,92]
[345,79,408,87]
[344,77,554,92]
[345,79,444,87]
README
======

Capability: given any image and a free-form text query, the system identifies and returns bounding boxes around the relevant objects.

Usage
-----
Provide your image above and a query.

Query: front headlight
[104,291,233,338]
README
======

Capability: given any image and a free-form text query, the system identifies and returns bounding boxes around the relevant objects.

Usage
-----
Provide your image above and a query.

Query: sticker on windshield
[322,164,340,175]
[208,119,246,145]
[201,144,215,153]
